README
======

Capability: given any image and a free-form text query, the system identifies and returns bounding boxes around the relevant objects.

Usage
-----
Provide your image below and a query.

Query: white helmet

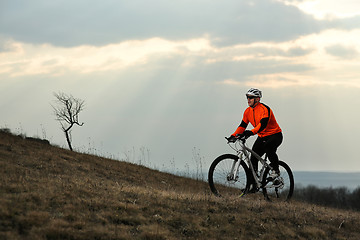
[246,88,262,98]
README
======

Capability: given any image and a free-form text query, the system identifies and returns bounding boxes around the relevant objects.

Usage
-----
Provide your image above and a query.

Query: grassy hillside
[1,130,360,240]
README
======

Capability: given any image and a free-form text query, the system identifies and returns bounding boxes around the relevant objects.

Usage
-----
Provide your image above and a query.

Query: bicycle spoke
[208,155,250,197]
[262,161,294,202]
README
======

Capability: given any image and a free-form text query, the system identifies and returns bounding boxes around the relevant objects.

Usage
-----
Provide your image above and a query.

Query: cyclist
[228,88,283,191]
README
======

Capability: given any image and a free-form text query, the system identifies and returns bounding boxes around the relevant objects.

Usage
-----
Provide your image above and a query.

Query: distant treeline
[293,185,360,211]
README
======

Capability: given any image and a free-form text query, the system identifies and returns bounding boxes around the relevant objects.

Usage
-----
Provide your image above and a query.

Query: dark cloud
[228,45,315,57]
[0,0,348,47]
[325,44,359,59]
[332,15,360,31]
[286,47,314,57]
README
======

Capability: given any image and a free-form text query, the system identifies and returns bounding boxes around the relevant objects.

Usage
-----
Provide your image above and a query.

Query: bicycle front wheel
[262,160,294,202]
[208,154,250,197]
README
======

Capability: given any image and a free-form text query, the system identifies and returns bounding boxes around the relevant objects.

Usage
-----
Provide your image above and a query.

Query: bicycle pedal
[266,177,275,182]
[273,179,281,185]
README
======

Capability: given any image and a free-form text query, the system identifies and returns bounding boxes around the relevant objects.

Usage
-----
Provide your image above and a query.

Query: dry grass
[1,130,360,240]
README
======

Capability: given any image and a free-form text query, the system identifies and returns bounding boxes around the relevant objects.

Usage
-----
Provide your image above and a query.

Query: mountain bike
[208,134,294,201]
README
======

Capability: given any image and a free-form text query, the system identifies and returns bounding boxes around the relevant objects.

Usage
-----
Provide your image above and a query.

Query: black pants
[250,132,283,175]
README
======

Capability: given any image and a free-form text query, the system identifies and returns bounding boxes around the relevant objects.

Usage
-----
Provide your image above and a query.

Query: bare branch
[52,92,85,151]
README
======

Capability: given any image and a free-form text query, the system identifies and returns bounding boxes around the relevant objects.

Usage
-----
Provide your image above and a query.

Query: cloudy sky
[1,0,360,173]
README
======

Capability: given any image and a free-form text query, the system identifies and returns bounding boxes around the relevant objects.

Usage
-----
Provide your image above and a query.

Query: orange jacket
[232,103,282,138]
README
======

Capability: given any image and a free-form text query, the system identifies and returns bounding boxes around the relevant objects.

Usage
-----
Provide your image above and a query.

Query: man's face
[247,95,259,107]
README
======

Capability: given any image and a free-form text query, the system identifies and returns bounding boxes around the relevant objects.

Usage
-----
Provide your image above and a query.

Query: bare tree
[52,92,85,151]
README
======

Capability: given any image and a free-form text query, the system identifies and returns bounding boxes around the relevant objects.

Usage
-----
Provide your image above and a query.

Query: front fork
[227,156,242,181]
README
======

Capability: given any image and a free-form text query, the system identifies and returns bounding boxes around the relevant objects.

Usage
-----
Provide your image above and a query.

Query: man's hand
[226,135,237,143]
[243,130,254,138]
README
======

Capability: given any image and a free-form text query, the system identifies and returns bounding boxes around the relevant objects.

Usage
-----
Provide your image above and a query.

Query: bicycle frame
[228,139,273,189]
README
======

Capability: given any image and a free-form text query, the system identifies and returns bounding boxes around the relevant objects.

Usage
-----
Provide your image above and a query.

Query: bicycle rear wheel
[208,154,250,197]
[262,160,294,202]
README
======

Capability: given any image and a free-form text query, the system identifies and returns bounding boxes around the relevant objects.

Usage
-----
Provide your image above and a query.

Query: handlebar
[225,133,250,144]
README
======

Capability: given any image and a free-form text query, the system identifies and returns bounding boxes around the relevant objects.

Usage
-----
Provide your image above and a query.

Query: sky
[1,0,360,173]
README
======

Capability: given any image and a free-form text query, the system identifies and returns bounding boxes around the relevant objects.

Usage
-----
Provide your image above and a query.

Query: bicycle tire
[262,160,294,202]
[208,154,250,197]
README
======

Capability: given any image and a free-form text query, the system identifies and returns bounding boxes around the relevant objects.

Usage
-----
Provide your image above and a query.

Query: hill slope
[1,130,360,240]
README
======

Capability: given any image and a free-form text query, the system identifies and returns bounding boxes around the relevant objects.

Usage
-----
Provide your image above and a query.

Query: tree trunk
[65,130,73,151]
